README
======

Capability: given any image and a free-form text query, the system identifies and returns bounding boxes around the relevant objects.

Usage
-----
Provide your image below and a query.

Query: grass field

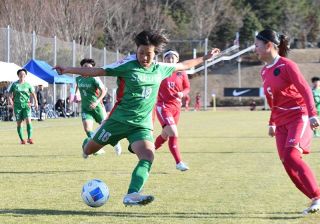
[1,110,320,224]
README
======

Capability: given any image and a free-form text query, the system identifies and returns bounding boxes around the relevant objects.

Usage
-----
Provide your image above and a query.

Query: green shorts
[81,105,106,124]
[14,106,31,121]
[92,118,154,152]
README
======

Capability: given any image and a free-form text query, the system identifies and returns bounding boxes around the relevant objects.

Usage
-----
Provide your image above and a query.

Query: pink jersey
[157,71,190,109]
[261,56,317,126]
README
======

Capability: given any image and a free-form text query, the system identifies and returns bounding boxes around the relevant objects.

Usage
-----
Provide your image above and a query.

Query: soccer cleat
[82,152,89,159]
[93,149,106,156]
[303,199,320,215]
[123,192,154,206]
[20,139,26,144]
[176,161,189,171]
[27,139,34,144]
[113,142,122,156]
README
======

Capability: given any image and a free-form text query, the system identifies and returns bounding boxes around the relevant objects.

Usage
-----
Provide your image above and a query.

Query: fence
[0,26,121,106]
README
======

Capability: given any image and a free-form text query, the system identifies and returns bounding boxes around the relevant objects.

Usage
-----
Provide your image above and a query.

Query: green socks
[128,159,152,194]
[27,123,32,139]
[17,126,24,141]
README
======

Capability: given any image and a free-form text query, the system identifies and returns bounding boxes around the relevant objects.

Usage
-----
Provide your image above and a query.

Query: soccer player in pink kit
[255,29,320,214]
[155,50,190,171]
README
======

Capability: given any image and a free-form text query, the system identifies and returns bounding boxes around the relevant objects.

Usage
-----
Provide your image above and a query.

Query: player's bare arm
[174,48,220,71]
[54,66,105,77]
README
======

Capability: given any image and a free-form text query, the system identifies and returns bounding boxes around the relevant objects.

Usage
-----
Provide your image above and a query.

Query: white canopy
[0,61,48,87]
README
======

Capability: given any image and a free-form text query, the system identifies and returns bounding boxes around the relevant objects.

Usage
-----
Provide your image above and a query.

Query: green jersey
[312,88,320,112]
[75,76,105,110]
[103,55,176,129]
[9,81,34,109]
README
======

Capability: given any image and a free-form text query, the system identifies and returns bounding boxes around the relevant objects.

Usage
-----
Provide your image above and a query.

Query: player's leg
[16,119,25,144]
[278,119,320,214]
[276,125,314,199]
[166,111,189,171]
[25,117,34,144]
[83,118,123,158]
[14,108,25,144]
[154,106,169,149]
[82,112,95,138]
[123,130,155,206]
[82,110,105,155]
[96,106,122,155]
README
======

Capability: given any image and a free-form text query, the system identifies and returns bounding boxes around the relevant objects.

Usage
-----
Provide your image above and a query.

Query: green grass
[0,110,320,224]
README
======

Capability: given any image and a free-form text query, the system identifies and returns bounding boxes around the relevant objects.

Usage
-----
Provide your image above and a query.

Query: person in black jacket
[36,85,45,121]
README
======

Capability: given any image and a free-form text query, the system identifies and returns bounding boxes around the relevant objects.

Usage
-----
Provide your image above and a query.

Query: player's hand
[268,125,276,137]
[34,104,39,111]
[203,48,221,61]
[310,116,320,130]
[53,66,66,75]
[89,101,98,110]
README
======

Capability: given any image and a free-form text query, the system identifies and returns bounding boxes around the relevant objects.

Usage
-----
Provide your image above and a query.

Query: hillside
[188,49,320,103]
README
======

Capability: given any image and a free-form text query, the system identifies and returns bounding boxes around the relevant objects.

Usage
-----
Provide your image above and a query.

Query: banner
[224,88,264,97]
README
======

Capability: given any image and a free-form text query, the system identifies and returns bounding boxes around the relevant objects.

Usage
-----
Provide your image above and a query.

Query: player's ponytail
[278,34,289,57]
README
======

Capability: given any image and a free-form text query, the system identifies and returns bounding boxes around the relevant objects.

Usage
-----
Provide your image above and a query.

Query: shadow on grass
[0,209,303,220]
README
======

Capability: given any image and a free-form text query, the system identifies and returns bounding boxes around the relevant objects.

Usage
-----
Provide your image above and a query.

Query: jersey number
[97,129,111,142]
[141,87,152,99]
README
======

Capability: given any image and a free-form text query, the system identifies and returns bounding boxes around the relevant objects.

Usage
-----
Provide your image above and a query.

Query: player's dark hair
[17,68,27,76]
[80,58,96,67]
[256,29,290,57]
[311,76,320,83]
[134,30,169,54]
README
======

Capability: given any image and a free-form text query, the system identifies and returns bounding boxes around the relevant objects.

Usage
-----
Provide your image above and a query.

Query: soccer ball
[81,179,109,207]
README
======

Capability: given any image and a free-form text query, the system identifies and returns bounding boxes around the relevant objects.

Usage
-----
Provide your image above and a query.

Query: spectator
[36,85,45,121]
[194,92,201,111]
[55,99,67,117]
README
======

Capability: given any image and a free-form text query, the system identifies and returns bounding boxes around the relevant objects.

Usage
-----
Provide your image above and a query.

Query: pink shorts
[275,116,312,160]
[156,106,181,127]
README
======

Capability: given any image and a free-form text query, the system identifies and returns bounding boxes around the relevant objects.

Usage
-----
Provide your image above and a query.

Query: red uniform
[261,56,320,200]
[156,71,190,127]
[262,56,316,153]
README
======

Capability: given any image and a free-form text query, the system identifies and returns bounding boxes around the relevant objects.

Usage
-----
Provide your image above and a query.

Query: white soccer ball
[81,179,109,207]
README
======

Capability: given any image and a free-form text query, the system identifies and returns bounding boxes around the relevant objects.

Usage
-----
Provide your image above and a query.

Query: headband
[163,50,179,59]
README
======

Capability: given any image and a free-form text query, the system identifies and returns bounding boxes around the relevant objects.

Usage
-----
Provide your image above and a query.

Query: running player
[74,58,121,155]
[8,69,38,144]
[255,29,320,214]
[154,49,190,171]
[54,29,220,206]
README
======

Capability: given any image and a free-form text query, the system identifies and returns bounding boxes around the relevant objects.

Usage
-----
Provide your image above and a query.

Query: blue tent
[23,59,74,84]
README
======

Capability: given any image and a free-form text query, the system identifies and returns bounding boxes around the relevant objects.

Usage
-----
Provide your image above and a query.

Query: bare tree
[183,0,234,39]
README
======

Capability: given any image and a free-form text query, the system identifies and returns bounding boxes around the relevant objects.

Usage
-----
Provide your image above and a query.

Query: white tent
[0,61,48,87]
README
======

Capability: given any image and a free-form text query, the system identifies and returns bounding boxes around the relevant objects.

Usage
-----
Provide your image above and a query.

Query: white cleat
[176,161,189,171]
[303,199,320,215]
[114,142,122,156]
[123,192,154,206]
[93,149,106,156]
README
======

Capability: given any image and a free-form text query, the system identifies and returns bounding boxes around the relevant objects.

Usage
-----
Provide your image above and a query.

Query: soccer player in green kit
[8,69,38,144]
[311,77,320,136]
[55,30,220,206]
[75,58,122,155]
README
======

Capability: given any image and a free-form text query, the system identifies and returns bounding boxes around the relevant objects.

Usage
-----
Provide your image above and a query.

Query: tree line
[0,0,319,54]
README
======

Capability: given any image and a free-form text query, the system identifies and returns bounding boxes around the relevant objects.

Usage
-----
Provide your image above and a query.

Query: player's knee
[139,148,154,162]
